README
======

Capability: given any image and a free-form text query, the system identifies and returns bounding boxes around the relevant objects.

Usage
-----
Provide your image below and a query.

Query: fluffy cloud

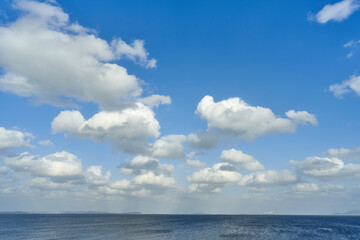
[238,170,298,187]
[329,75,360,98]
[151,135,186,159]
[188,163,241,184]
[220,149,264,171]
[119,155,174,176]
[51,103,160,154]
[196,96,317,140]
[309,0,360,24]
[111,38,157,69]
[0,0,157,109]
[4,151,83,180]
[0,127,33,149]
[285,110,318,126]
[292,156,360,180]
[133,172,176,188]
[326,146,360,160]
[187,163,241,193]
[139,95,171,108]
[187,132,219,149]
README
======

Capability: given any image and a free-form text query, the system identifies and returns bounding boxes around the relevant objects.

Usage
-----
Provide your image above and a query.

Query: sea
[0,214,359,239]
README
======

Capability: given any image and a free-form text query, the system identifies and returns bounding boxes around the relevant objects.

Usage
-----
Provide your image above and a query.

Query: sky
[0,0,360,214]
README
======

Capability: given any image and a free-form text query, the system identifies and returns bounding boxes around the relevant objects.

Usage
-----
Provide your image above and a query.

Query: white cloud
[184,159,206,168]
[133,172,176,188]
[220,149,264,171]
[51,103,160,154]
[326,146,360,160]
[285,110,318,126]
[119,155,174,176]
[292,156,360,180]
[151,135,186,159]
[37,139,53,146]
[188,163,241,184]
[0,0,157,109]
[4,151,83,180]
[187,132,219,149]
[309,0,360,24]
[111,38,157,69]
[187,163,241,193]
[329,75,360,98]
[0,127,33,149]
[83,166,111,186]
[238,170,298,187]
[344,40,360,58]
[139,95,171,108]
[195,96,317,140]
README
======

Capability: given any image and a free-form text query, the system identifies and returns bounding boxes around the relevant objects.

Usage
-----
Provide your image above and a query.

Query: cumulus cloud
[0,0,157,109]
[195,96,317,140]
[111,38,157,69]
[187,132,219,149]
[326,146,360,160]
[220,149,264,171]
[4,150,176,198]
[0,127,33,149]
[188,163,241,184]
[309,0,360,24]
[187,163,241,193]
[292,156,360,181]
[151,135,186,159]
[4,151,83,180]
[119,155,174,176]
[238,170,298,187]
[285,110,318,126]
[51,103,160,154]
[139,95,171,108]
[329,75,360,98]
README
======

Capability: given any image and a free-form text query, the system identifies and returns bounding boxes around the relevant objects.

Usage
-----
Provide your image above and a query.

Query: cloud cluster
[51,103,160,154]
[196,96,317,140]
[0,127,33,149]
[326,146,360,160]
[0,0,157,109]
[4,151,83,180]
[119,155,174,176]
[292,156,360,181]
[4,150,176,198]
[151,135,186,159]
[309,0,360,24]
[238,170,298,187]
[220,149,264,171]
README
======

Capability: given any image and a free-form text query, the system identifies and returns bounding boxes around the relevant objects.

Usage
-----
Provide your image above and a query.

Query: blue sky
[0,0,360,214]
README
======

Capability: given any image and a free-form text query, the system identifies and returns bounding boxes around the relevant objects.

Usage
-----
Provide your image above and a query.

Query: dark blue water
[0,214,360,239]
